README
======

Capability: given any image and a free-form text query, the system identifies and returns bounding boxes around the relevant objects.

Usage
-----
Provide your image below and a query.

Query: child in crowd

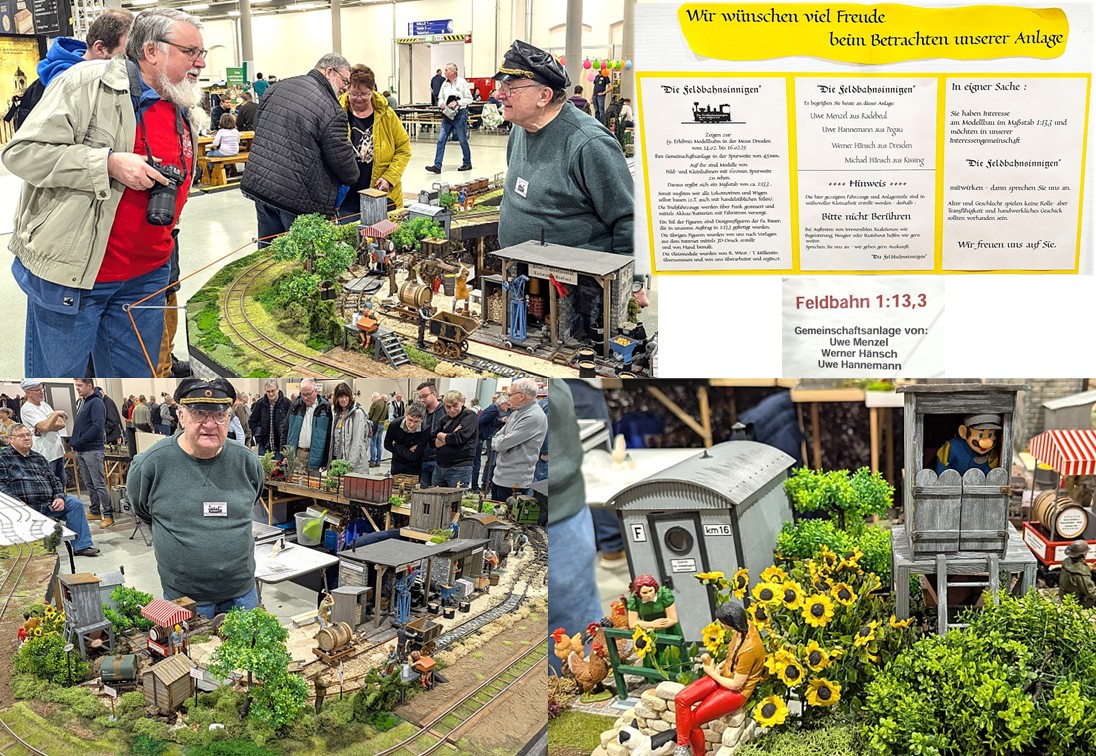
[203,112,241,181]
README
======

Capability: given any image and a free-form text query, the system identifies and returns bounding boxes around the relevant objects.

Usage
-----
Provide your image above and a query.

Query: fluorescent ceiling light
[127,0,158,6]
[228,10,240,16]
[181,2,209,9]
[285,2,318,9]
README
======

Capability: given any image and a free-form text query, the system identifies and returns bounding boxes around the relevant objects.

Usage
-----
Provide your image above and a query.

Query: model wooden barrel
[1033,490,1089,539]
[399,282,432,308]
[316,622,353,653]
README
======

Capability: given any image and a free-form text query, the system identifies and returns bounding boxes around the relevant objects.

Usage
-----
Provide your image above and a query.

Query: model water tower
[358,187,389,228]
[58,573,115,657]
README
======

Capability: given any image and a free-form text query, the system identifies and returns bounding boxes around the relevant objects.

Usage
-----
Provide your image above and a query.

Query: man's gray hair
[0,407,12,417]
[126,8,202,61]
[315,53,350,72]
[264,379,279,389]
[406,401,426,419]
[510,377,538,399]
[8,423,28,434]
[300,377,317,391]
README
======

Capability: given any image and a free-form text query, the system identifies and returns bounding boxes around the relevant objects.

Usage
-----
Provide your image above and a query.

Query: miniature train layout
[188,178,654,378]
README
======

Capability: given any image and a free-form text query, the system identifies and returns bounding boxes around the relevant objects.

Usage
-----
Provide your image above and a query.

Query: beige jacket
[1,57,135,290]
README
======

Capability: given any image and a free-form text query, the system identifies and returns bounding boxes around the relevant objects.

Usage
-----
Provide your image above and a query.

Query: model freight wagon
[609,441,795,641]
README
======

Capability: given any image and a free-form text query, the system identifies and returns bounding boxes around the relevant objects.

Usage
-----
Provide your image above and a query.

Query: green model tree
[206,608,308,731]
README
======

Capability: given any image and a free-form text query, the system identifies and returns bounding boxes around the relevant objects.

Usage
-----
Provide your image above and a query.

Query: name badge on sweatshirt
[515,177,529,198]
[204,502,227,517]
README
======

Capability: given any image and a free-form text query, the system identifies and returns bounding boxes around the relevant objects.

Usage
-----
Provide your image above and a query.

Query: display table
[583,447,702,508]
[254,540,339,603]
[891,523,1036,624]
[260,480,395,532]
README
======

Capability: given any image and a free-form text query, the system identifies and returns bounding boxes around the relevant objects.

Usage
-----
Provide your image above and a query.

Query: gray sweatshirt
[491,399,548,488]
[128,437,264,604]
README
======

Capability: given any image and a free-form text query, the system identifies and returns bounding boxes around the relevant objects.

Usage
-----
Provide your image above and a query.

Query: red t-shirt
[97,100,193,283]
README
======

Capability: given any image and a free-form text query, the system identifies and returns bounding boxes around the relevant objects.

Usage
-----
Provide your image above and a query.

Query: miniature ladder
[376,329,411,369]
[935,553,1000,634]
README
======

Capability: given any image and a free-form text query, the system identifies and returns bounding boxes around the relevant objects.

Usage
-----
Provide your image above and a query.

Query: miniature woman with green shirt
[626,573,683,638]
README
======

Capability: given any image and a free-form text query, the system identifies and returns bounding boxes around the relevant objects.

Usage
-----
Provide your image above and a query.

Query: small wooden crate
[344,474,392,503]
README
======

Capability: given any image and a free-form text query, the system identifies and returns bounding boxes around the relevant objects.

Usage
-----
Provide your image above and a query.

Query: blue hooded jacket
[37,37,88,87]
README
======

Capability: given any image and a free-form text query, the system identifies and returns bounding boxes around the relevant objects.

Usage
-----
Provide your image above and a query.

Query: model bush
[104,585,156,635]
[783,467,893,531]
[351,668,404,721]
[131,715,172,742]
[697,552,918,731]
[775,520,892,583]
[390,216,446,255]
[737,722,862,755]
[863,591,1096,756]
[15,633,93,684]
[130,734,171,756]
[40,683,108,718]
[317,695,356,733]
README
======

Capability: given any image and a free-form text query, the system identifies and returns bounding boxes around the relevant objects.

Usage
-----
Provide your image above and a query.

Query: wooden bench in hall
[199,151,249,187]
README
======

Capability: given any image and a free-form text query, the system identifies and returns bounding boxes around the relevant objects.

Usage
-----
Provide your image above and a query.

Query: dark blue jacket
[71,389,105,452]
[478,403,505,442]
[285,396,332,469]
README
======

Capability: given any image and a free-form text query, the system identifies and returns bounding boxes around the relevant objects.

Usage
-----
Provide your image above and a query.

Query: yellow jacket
[339,91,411,208]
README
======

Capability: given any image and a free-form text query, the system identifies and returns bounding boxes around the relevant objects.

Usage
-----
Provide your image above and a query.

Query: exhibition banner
[637,3,1092,275]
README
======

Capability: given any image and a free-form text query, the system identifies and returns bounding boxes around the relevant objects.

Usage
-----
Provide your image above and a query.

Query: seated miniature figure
[672,602,766,756]
[626,574,682,637]
[1059,539,1096,608]
[357,306,379,350]
[410,649,435,690]
[935,413,1001,475]
[383,642,401,675]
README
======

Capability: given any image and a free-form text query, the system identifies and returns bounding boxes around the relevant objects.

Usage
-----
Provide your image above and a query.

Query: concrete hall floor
[0,128,512,377]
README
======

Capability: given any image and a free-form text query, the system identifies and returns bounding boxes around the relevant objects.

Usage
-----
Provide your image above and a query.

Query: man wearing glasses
[242,53,360,248]
[2,9,205,376]
[128,378,265,620]
[492,40,633,257]
[284,378,331,472]
[0,424,99,556]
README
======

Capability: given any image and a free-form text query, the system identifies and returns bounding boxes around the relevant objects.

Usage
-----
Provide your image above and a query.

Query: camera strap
[126,57,189,184]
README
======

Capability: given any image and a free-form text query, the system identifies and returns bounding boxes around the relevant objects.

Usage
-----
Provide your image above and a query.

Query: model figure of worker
[384,642,401,674]
[411,649,435,690]
[357,304,379,350]
[935,413,1001,475]
[672,602,766,756]
[417,305,433,348]
[504,273,530,341]
[386,251,399,296]
[1059,539,1096,608]
[453,264,471,314]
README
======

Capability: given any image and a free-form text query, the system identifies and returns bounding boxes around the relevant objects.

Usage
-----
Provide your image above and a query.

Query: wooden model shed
[141,653,195,714]
[899,383,1027,556]
[610,441,795,641]
[406,487,463,534]
[430,538,489,584]
[458,513,513,554]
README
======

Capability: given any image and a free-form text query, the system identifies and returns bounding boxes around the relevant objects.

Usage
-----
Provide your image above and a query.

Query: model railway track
[221,256,378,378]
[0,717,49,756]
[374,638,548,756]
[303,529,546,697]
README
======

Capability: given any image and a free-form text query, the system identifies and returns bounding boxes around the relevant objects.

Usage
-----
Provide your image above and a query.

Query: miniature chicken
[551,627,580,667]
[611,435,635,469]
[567,634,611,698]
[603,600,636,662]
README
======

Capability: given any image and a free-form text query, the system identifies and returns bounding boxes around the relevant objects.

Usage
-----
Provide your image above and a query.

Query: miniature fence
[603,627,692,701]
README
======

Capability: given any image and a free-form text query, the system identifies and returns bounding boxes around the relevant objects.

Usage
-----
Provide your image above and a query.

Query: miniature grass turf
[0,702,132,756]
[548,710,615,756]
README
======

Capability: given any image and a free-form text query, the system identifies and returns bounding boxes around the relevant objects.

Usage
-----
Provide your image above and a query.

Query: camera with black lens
[146,158,186,226]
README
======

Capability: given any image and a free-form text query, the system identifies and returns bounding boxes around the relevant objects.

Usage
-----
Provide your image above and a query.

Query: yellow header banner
[677,4,1069,64]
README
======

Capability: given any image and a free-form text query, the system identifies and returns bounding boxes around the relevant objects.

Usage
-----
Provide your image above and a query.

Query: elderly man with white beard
[1,8,205,377]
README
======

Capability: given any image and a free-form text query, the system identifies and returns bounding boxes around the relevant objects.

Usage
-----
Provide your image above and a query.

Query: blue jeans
[471,437,487,490]
[370,424,384,464]
[255,200,300,249]
[257,439,284,461]
[591,506,624,553]
[480,449,498,490]
[547,507,602,674]
[432,109,471,168]
[50,456,66,490]
[25,262,169,377]
[594,93,606,120]
[419,460,437,488]
[533,455,548,482]
[166,585,260,620]
[37,495,94,551]
[433,464,472,487]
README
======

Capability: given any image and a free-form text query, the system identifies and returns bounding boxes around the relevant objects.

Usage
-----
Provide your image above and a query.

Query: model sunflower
[838,547,864,574]
[776,655,806,687]
[780,580,805,610]
[753,694,789,727]
[696,571,725,586]
[830,581,856,606]
[701,621,726,656]
[817,546,839,571]
[853,620,881,648]
[752,581,783,605]
[730,568,749,598]
[806,678,842,707]
[632,626,656,659]
[889,614,914,629]
[764,649,796,676]
[44,605,55,615]
[802,639,831,672]
[748,602,772,630]
[760,565,787,584]
[802,594,835,627]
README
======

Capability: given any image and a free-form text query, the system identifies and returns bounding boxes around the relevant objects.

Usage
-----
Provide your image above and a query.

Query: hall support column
[239,0,254,64]
[331,0,342,54]
[621,0,634,99]
[565,0,582,101]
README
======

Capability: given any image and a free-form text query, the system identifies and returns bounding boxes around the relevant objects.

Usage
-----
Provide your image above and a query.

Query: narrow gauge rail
[374,638,548,756]
[0,716,49,756]
[0,508,34,626]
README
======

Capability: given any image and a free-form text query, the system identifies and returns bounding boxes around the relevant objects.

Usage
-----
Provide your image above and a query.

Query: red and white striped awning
[360,220,399,239]
[1029,429,1096,475]
[141,599,192,628]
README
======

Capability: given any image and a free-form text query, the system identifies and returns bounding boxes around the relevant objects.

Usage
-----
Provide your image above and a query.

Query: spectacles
[186,409,229,425]
[497,82,541,97]
[348,89,371,99]
[9,433,32,439]
[330,68,350,88]
[160,40,208,60]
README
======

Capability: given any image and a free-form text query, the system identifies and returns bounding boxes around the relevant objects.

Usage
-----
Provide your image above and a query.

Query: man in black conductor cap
[493,40,633,258]
[128,378,266,619]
